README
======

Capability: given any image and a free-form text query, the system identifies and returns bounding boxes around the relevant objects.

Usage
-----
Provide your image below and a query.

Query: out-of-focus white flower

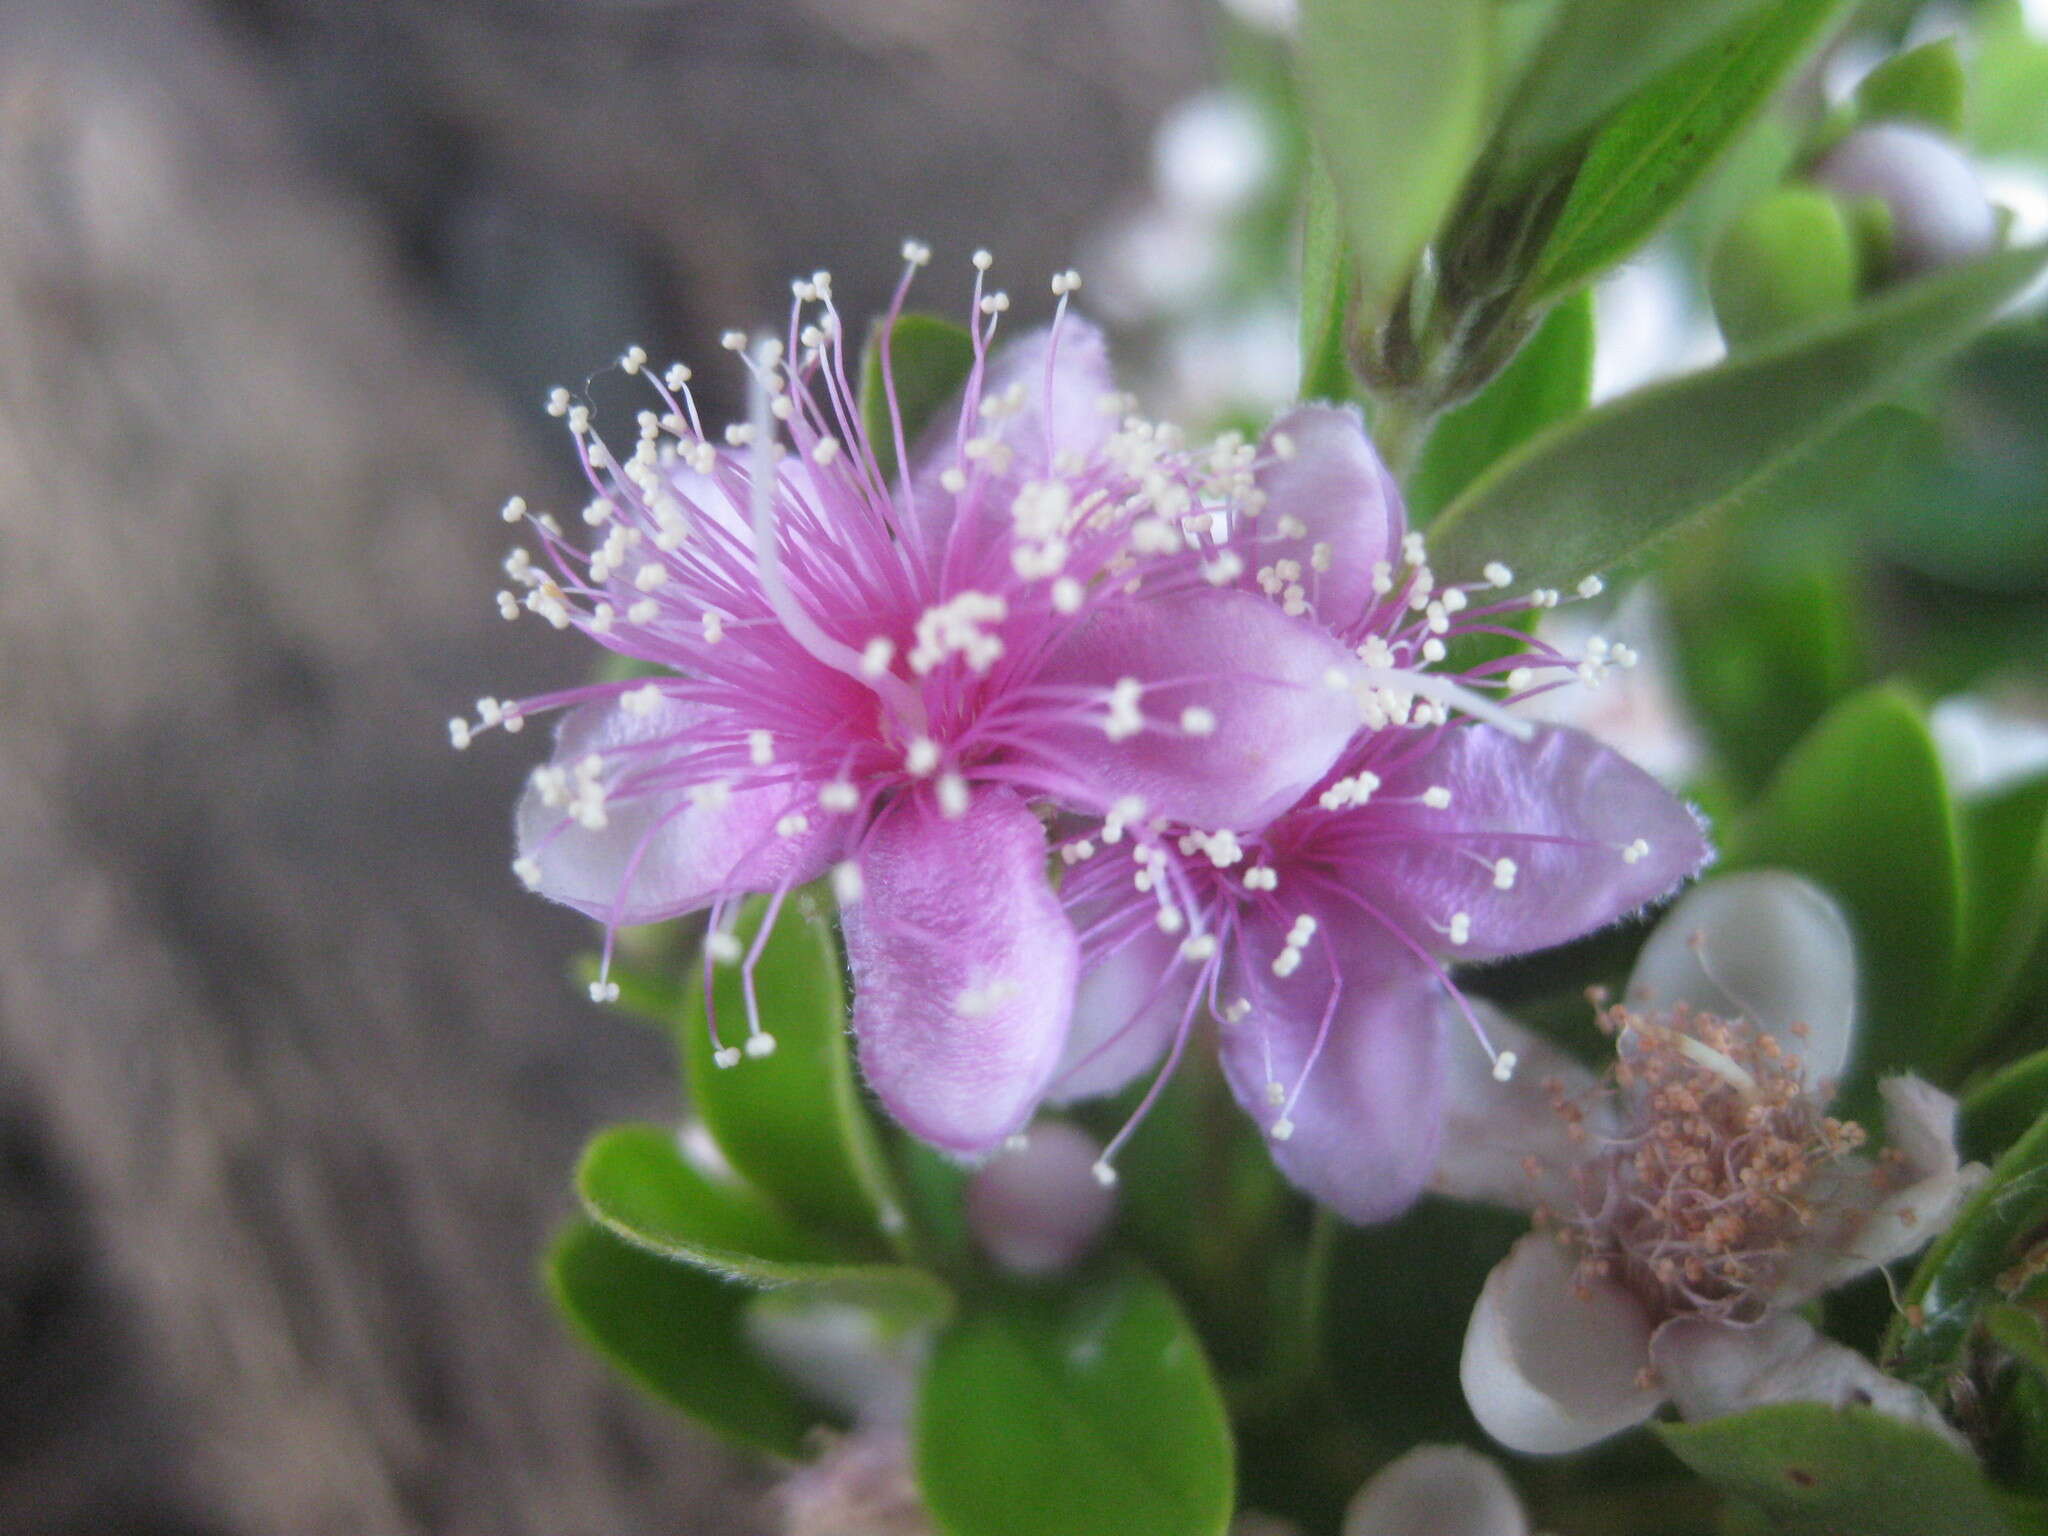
[1442,872,1986,1455]
[1342,1446,1528,1536]
[1087,205,1230,322]
[1931,692,2048,800]
[1159,305,1301,422]
[1592,246,1726,403]
[1515,584,1704,788]
[1155,93,1279,220]
[1218,0,1298,35]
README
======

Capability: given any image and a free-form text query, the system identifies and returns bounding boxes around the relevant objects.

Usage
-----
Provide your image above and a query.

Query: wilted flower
[1445,871,1986,1453]
[1046,405,1709,1218]
[1342,1446,1528,1536]
[463,249,1372,1155]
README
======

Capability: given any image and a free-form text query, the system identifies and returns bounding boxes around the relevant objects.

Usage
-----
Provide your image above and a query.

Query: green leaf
[1952,776,2048,1071]
[1708,188,1861,349]
[1724,688,1962,1110]
[1408,292,1593,520]
[915,1270,1234,1536]
[860,312,976,486]
[1856,38,1967,136]
[1427,244,2048,590]
[1890,1103,2048,1385]
[1528,0,1853,301]
[680,892,905,1245]
[1491,0,1779,184]
[1658,1402,2016,1535]
[545,1220,815,1456]
[1299,151,1354,402]
[577,1124,952,1319]
[1296,0,1491,316]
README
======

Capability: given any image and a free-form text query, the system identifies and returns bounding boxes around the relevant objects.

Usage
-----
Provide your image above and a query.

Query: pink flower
[460,249,1361,1156]
[1045,405,1710,1219]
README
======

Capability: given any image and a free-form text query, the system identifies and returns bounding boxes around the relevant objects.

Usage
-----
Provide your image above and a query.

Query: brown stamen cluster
[1543,997,1872,1324]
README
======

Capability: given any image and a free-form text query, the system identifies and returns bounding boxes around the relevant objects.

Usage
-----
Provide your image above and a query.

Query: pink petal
[1049,909,1194,1102]
[1216,916,1448,1224]
[1460,1233,1661,1455]
[1354,723,1709,962]
[515,697,840,925]
[1034,587,1361,829]
[1254,404,1405,635]
[841,787,1078,1155]
[965,1120,1117,1276]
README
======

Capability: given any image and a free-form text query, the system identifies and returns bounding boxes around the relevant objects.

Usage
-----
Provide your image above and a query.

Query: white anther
[1270,947,1302,978]
[512,855,541,890]
[634,562,669,592]
[713,1046,742,1069]
[1271,1117,1295,1142]
[665,363,693,390]
[1179,705,1217,736]
[1244,866,1278,892]
[936,772,970,819]
[621,345,647,374]
[1449,912,1471,946]
[902,239,932,266]
[1421,638,1447,663]
[496,590,520,621]
[745,1032,779,1059]
[905,737,940,777]
[1091,1161,1118,1188]
[832,861,865,905]
[1180,934,1218,962]
[1265,1080,1287,1106]
[701,611,725,644]
[1103,677,1145,742]
[972,248,993,271]
[1493,857,1518,891]
[720,330,748,352]
[589,979,621,1004]
[1622,838,1650,865]
[749,729,774,766]
[1578,575,1606,599]
[1484,562,1513,589]
[706,932,743,965]
[1422,786,1452,810]
[628,599,659,624]
[622,682,664,716]
[1271,432,1296,461]
[819,781,859,813]
[545,387,570,417]
[775,812,811,838]
[689,781,734,810]
[448,717,472,750]
[861,636,897,677]
[1492,1051,1519,1084]
[500,495,528,524]
[1155,906,1186,934]
[1221,998,1251,1024]
[1051,576,1084,613]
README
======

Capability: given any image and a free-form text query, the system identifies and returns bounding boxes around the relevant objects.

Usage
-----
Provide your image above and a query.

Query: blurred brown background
[0,1,1207,1530]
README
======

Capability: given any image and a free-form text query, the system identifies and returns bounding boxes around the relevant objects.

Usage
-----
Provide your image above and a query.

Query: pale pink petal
[841,788,1077,1155]
[515,696,840,925]
[1352,724,1709,963]
[1342,1445,1528,1536]
[1049,913,1194,1102]
[1652,1312,1968,1450]
[1431,1003,1612,1213]
[965,1120,1117,1276]
[1254,404,1405,635]
[1033,587,1361,829]
[1460,1233,1662,1455]
[1625,871,1857,1091]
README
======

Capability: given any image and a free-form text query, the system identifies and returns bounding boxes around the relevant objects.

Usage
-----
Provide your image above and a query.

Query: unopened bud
[965,1120,1117,1276]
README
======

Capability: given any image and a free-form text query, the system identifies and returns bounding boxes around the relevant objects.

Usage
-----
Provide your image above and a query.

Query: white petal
[1777,1076,1988,1301]
[1342,1445,1529,1536]
[1431,1003,1610,1213]
[1625,871,1856,1091]
[1460,1233,1662,1454]
[1652,1312,1968,1451]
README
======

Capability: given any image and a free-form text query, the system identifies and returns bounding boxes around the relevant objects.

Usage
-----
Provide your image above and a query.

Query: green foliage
[1708,188,1861,348]
[577,1124,952,1319]
[1890,1100,2048,1386]
[1526,0,1853,302]
[1856,38,1968,135]
[678,892,905,1245]
[1964,1050,2048,1165]
[1295,0,1491,317]
[1953,777,2048,1072]
[1408,292,1593,520]
[546,1220,816,1456]
[1723,688,1962,1112]
[860,312,976,485]
[1298,151,1354,402]
[1426,244,2048,590]
[1487,0,1780,187]
[915,1270,1235,1536]
[1658,1403,2018,1535]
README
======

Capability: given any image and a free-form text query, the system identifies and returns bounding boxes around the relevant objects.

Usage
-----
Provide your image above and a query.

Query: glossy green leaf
[546,1220,814,1456]
[1299,151,1354,402]
[1408,292,1593,520]
[1491,0,1776,183]
[1658,1402,2014,1535]
[1890,1104,2048,1385]
[1724,688,1962,1110]
[1296,0,1490,315]
[680,892,904,1245]
[577,1124,951,1319]
[1427,244,2048,590]
[1857,38,1967,136]
[1528,0,1853,301]
[860,312,976,485]
[1952,777,2048,1071]
[915,1271,1234,1536]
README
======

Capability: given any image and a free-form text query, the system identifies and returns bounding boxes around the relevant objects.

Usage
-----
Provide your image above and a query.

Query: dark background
[0,1,1208,1530]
